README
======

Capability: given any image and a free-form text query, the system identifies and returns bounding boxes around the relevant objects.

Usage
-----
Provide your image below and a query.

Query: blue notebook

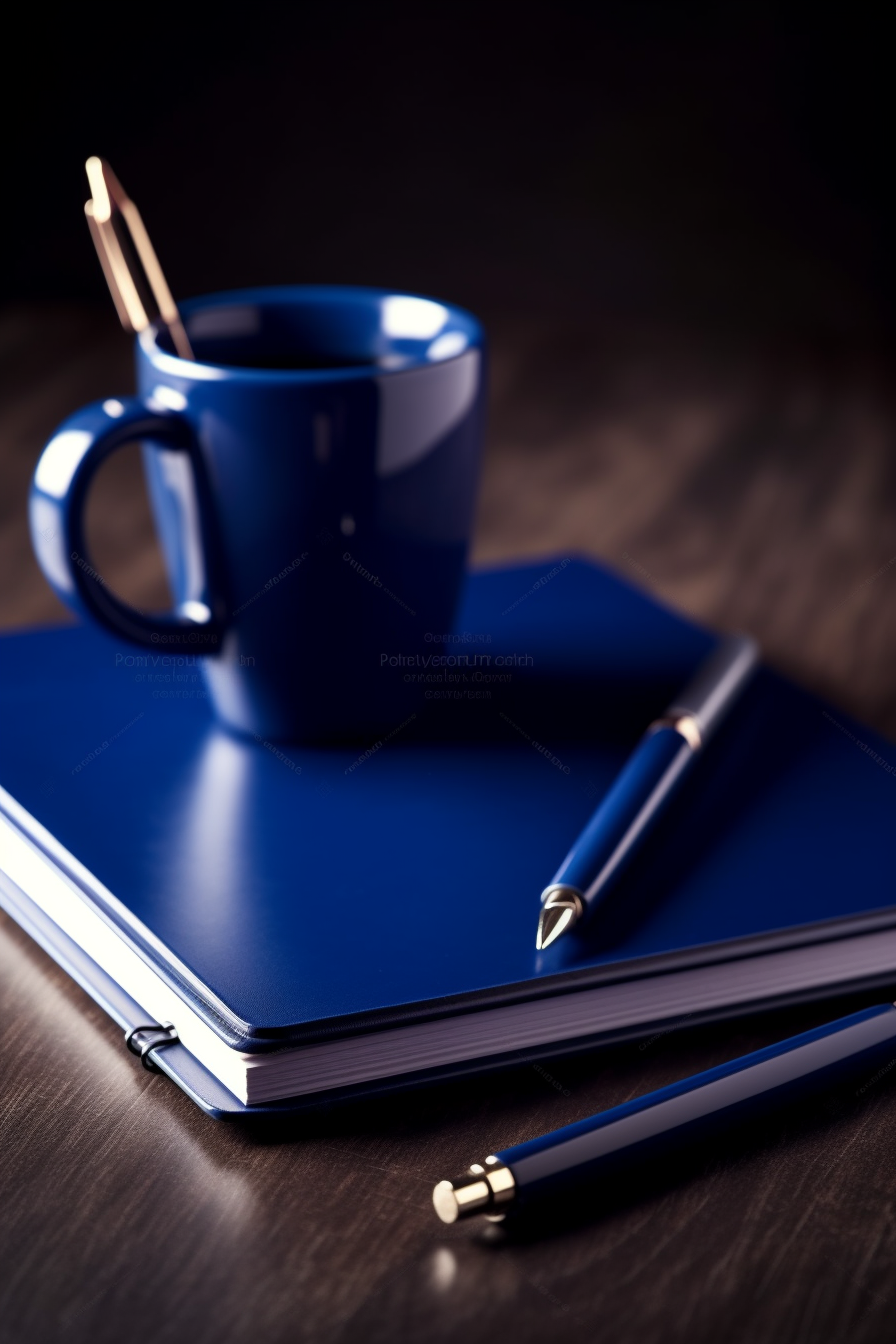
[2,557,896,1119]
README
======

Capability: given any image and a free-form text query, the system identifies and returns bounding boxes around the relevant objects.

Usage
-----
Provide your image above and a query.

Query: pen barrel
[498,1004,896,1212]
[667,634,758,743]
[551,727,692,903]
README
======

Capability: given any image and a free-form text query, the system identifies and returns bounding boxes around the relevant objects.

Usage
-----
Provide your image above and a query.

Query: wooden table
[3,303,896,1343]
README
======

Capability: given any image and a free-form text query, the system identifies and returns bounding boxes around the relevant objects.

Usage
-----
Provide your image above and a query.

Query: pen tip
[535,894,582,950]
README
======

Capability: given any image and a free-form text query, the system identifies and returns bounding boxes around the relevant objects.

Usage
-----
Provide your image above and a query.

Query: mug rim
[138,283,484,385]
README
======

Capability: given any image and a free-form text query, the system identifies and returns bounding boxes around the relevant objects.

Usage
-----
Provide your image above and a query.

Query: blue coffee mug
[30,286,486,741]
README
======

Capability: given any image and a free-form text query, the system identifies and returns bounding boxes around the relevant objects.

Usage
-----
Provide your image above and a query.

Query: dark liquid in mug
[216,350,373,371]
[184,337,374,372]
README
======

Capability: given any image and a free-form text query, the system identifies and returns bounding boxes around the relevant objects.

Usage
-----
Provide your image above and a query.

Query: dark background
[6,3,896,343]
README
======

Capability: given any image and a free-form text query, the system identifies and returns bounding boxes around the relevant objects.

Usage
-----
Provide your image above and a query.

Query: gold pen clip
[84,156,194,360]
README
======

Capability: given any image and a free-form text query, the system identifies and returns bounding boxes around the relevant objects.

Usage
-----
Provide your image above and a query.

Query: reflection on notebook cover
[2,558,896,1114]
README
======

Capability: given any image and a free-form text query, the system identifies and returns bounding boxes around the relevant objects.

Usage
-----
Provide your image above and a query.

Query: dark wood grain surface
[3,303,896,1344]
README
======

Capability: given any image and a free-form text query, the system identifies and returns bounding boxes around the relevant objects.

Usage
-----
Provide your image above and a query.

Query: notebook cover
[2,557,896,1078]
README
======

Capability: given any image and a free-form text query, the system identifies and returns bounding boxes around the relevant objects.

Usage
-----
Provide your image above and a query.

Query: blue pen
[432,1002,896,1223]
[536,634,759,949]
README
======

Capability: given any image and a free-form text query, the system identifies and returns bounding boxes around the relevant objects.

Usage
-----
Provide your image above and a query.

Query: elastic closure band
[124,1023,179,1072]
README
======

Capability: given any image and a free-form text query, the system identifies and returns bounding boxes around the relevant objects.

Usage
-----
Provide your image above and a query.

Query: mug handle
[29,396,227,652]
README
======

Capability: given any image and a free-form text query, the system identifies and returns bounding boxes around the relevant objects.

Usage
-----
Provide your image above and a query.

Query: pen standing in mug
[536,634,759,950]
[83,156,195,360]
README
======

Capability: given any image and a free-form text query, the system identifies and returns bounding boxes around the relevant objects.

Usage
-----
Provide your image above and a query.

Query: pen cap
[666,635,758,744]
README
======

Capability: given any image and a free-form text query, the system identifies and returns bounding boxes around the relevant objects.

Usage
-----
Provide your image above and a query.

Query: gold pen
[84,156,194,360]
